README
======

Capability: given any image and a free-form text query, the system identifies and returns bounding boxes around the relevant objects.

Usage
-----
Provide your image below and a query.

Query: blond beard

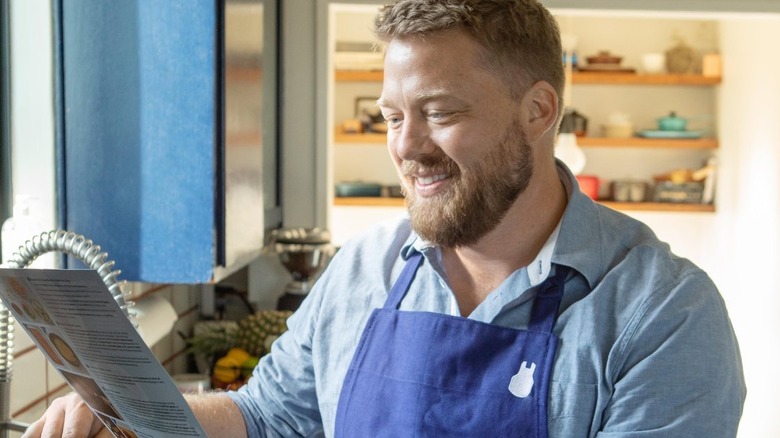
[403,120,533,247]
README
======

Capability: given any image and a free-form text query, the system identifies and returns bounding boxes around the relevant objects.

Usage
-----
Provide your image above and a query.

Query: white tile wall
[11,348,46,414]
[7,283,202,434]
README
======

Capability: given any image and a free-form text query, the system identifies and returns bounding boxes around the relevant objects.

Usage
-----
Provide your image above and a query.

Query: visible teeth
[417,174,447,185]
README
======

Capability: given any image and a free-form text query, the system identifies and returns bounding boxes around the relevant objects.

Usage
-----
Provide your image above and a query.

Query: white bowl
[642,53,665,74]
[602,123,635,138]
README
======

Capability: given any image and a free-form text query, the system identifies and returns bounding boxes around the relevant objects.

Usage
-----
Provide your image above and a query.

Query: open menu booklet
[0,267,207,438]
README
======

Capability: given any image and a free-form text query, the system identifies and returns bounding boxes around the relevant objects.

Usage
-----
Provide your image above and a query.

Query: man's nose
[392,118,434,161]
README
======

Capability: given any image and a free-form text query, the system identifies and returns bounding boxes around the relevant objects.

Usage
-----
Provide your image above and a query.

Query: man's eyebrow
[416,88,448,101]
[376,89,453,108]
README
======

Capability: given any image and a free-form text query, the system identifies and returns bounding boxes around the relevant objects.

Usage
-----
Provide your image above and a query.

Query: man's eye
[427,111,450,121]
[385,116,402,127]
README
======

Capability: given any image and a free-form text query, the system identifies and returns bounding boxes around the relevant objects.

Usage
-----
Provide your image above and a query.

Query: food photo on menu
[59,369,124,420]
[25,325,65,366]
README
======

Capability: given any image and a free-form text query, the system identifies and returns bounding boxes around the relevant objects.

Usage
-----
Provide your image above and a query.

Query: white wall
[628,17,780,437]
[707,17,780,438]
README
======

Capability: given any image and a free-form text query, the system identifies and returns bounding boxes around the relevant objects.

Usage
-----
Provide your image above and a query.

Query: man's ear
[520,81,559,142]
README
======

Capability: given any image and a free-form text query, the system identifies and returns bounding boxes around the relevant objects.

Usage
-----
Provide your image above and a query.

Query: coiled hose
[0,230,132,388]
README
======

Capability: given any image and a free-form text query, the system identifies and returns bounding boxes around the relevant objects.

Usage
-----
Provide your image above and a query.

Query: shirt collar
[527,220,560,286]
[400,232,425,260]
[551,161,604,289]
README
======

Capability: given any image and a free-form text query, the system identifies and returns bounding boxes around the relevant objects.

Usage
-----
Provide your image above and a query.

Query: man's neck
[441,163,568,315]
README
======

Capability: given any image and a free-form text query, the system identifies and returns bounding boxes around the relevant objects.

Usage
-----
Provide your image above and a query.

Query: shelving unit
[333,65,720,213]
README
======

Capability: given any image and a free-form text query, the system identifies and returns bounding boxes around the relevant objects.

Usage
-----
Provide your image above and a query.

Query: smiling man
[24,1,744,437]
[377,25,563,316]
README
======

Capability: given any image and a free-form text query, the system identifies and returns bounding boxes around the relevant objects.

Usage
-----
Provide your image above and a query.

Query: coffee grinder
[268,227,334,311]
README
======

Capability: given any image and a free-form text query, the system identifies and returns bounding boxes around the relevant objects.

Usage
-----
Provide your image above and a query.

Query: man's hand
[22,392,110,438]
[22,391,247,438]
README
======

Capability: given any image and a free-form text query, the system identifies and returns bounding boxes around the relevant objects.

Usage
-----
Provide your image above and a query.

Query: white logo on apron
[508,361,536,398]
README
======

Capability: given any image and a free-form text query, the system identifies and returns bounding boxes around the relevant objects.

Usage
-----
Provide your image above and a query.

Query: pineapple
[186,321,239,357]
[186,310,294,379]
[235,310,293,357]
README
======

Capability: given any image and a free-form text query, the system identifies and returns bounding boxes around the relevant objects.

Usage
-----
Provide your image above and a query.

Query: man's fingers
[21,416,47,438]
[60,398,99,437]
[21,393,103,438]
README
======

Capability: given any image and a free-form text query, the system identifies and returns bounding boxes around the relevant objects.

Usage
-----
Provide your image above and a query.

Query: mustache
[401,154,458,177]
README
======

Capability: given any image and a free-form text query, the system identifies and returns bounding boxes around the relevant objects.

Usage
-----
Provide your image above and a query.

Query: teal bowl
[657,112,688,131]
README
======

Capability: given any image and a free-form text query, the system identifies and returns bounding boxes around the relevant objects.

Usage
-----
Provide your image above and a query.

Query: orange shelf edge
[334,129,717,149]
[333,197,715,213]
[335,70,721,86]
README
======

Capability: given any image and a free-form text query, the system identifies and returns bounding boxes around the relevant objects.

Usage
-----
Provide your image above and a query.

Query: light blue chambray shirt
[228,163,746,437]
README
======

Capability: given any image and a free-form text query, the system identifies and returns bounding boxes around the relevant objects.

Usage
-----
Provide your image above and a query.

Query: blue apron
[335,252,568,437]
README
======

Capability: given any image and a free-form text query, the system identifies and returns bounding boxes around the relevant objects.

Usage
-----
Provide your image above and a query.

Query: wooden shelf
[226,66,263,82]
[335,70,383,82]
[334,197,714,213]
[334,197,405,207]
[334,128,717,149]
[600,201,714,212]
[334,127,386,144]
[334,69,721,86]
[577,136,718,149]
[572,71,721,85]
[226,131,262,145]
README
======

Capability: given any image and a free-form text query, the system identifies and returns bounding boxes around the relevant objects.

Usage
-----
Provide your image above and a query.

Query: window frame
[0,0,11,225]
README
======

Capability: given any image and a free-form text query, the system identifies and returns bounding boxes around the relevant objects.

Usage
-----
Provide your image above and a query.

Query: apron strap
[386,253,570,333]
[384,252,424,310]
[527,265,569,334]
